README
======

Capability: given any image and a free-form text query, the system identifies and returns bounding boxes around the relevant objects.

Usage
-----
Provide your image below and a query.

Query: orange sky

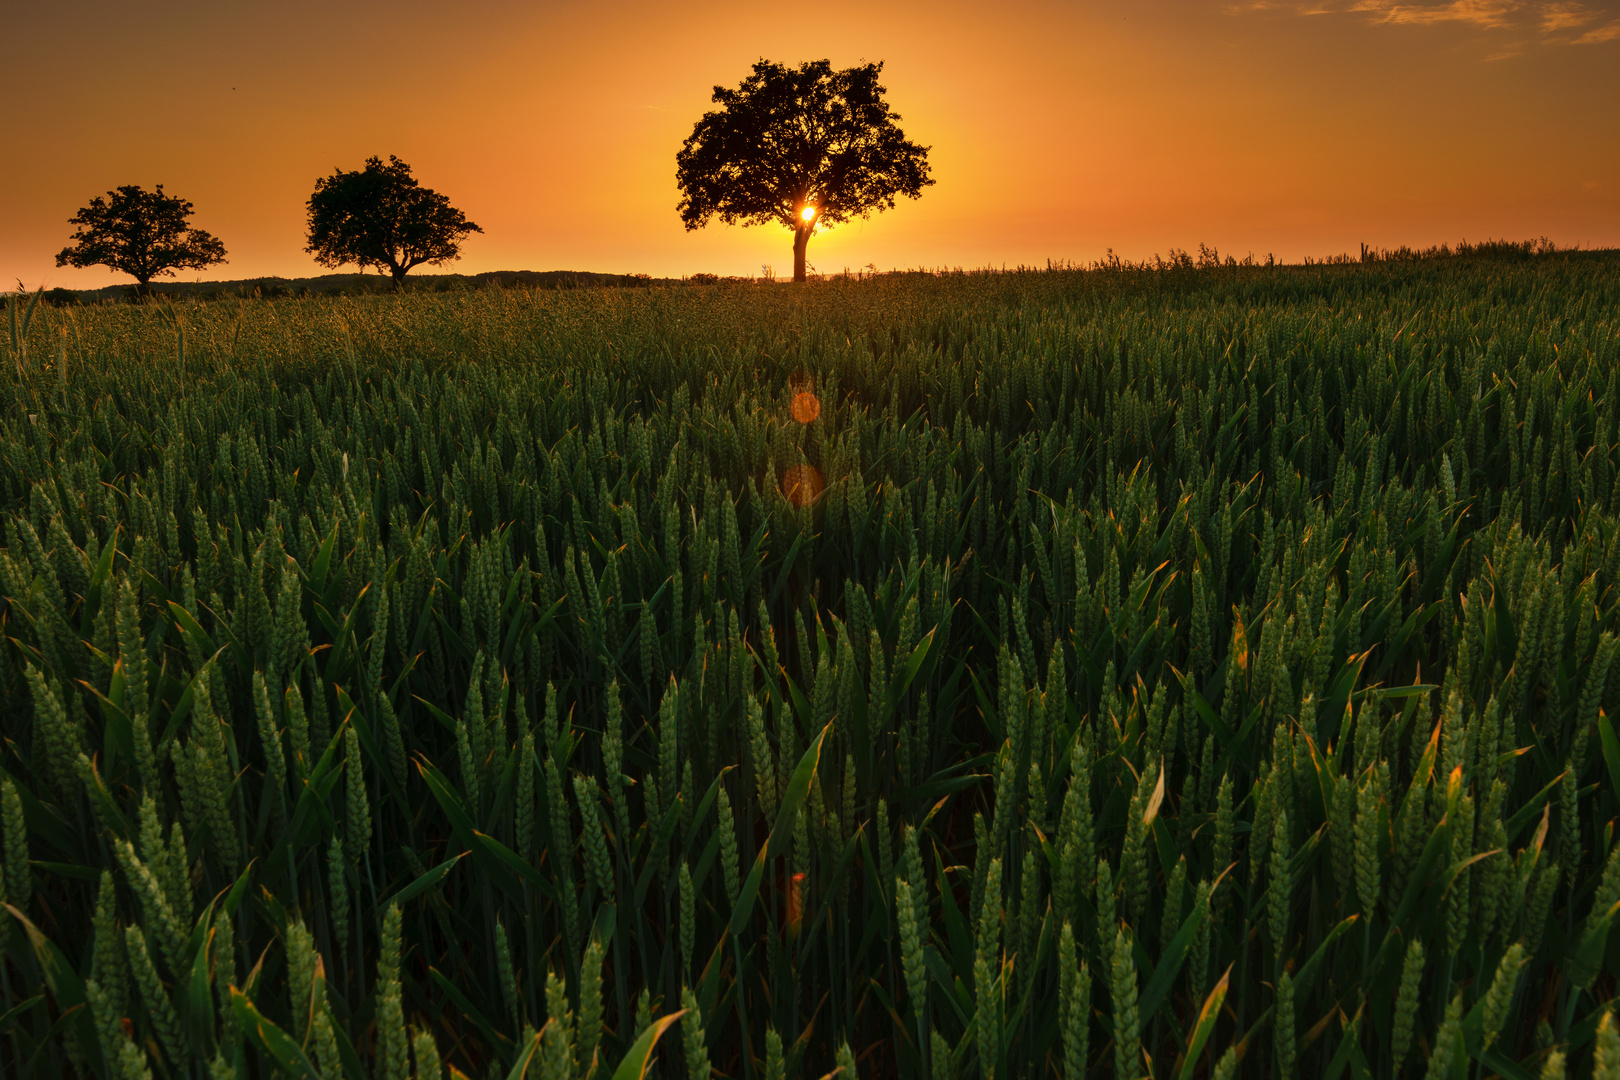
[4,0,1617,288]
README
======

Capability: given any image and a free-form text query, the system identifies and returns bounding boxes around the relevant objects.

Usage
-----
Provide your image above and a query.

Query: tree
[305,156,482,289]
[55,185,227,293]
[677,59,933,283]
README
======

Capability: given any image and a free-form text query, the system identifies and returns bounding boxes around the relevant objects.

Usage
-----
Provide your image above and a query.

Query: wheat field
[2,253,1618,1079]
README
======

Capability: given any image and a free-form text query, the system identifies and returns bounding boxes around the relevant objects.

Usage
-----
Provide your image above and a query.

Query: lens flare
[787,871,806,935]
[791,391,821,424]
[801,205,816,222]
[780,464,823,507]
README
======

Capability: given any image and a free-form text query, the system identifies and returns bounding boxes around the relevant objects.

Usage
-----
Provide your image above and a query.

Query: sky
[3,0,1617,289]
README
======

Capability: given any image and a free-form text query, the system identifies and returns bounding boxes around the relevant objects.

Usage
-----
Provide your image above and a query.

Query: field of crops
[2,253,1619,1080]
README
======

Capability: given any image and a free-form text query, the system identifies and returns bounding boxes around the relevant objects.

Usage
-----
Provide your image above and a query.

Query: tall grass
[1,251,1618,1079]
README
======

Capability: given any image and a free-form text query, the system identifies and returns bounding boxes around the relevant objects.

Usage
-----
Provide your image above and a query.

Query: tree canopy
[55,185,227,292]
[305,156,482,288]
[676,59,933,282]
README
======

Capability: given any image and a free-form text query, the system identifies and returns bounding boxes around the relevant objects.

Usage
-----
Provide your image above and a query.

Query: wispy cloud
[1539,1,1598,30]
[1224,0,1332,10]
[1231,0,1620,43]
[1350,0,1519,28]
[1224,0,1363,14]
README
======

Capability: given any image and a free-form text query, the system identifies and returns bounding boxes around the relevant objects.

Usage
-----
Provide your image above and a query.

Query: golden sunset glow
[1,0,1615,289]
[801,206,817,223]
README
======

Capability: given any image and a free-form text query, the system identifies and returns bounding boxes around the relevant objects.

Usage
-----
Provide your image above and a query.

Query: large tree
[305,156,482,289]
[677,59,933,283]
[55,185,227,293]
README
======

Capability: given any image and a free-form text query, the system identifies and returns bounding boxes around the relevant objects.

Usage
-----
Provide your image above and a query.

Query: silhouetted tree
[55,185,227,294]
[677,59,933,283]
[305,156,482,288]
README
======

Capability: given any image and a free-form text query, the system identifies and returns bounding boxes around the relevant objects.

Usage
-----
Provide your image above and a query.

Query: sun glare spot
[801,205,816,222]
[781,464,824,507]
[792,391,821,424]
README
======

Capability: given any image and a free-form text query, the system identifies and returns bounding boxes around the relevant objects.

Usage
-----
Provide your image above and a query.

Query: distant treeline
[25,237,1604,305]
[29,269,703,306]
[1073,235,1587,273]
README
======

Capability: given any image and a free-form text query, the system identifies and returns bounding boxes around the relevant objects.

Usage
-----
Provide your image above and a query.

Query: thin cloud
[1224,0,1332,10]
[1540,1,1599,29]
[1231,0,1620,43]
[1349,0,1520,29]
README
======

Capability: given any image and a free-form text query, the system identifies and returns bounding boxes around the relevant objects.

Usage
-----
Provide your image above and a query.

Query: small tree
[677,59,933,283]
[55,185,227,294]
[305,156,482,289]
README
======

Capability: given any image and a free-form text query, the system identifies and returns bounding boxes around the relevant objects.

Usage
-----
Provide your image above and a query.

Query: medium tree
[677,59,933,283]
[305,156,482,288]
[55,185,227,294]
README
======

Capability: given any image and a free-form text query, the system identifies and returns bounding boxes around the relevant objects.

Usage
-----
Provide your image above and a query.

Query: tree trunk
[793,226,810,283]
